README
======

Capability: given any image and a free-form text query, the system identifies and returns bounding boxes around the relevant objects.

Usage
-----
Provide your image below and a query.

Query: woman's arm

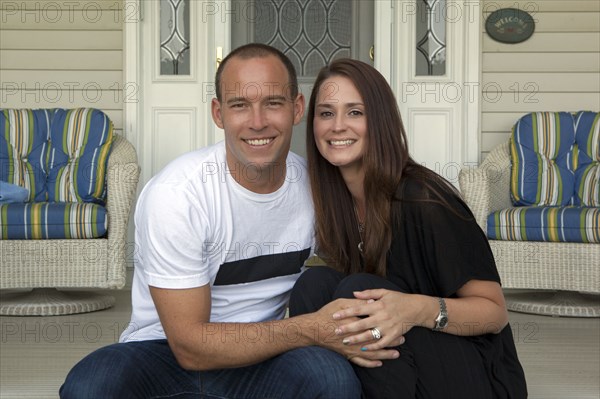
[330,279,508,351]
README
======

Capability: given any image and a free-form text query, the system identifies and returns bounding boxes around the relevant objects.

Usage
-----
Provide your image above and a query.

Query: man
[61,44,397,398]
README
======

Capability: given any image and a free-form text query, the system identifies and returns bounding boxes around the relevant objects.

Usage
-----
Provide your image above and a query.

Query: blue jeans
[60,339,360,398]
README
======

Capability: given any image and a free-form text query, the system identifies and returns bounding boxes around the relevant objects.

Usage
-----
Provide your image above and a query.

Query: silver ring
[370,327,382,340]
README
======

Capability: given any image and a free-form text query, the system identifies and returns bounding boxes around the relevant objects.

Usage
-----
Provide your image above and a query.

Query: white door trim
[387,0,481,176]
[123,0,140,148]
[374,0,395,84]
[463,1,482,165]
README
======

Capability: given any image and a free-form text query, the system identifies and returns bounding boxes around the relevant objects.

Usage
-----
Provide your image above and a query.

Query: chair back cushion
[47,108,114,204]
[0,202,107,239]
[574,111,600,206]
[0,109,51,202]
[510,112,576,206]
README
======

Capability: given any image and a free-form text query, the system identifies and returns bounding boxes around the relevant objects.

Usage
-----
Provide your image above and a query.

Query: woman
[289,59,527,398]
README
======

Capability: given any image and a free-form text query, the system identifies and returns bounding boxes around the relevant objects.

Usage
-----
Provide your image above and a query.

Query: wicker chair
[0,134,140,316]
[459,142,600,317]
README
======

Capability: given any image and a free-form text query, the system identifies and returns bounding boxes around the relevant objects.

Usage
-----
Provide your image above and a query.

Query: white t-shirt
[120,141,315,342]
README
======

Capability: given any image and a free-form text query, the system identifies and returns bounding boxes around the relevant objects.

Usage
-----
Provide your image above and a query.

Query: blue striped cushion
[0,202,107,239]
[574,111,600,207]
[487,207,599,243]
[0,109,51,202]
[510,112,576,206]
[47,108,113,204]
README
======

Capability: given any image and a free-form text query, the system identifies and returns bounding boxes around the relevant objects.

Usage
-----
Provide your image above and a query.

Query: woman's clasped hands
[331,289,425,365]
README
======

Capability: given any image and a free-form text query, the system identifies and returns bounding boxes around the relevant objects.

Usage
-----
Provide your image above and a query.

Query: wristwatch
[433,297,448,331]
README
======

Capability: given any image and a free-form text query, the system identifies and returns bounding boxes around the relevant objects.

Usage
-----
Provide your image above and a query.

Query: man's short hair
[215,43,299,102]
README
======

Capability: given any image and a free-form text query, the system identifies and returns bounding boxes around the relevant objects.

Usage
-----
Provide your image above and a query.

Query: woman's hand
[332,289,424,351]
[312,298,401,367]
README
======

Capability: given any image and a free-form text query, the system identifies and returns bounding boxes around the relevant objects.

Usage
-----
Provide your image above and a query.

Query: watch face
[439,316,449,328]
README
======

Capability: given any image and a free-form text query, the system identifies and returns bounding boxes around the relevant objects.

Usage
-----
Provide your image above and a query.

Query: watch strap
[433,297,448,331]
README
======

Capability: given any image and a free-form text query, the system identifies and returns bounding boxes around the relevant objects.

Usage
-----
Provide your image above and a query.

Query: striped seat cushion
[510,112,576,206]
[47,108,113,204]
[574,111,600,206]
[0,202,107,239]
[0,109,52,202]
[487,206,599,243]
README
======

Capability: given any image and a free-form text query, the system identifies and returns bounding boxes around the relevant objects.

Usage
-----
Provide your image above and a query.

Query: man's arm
[150,285,399,371]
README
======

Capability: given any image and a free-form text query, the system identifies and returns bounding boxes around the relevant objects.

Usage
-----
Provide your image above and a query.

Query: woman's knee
[333,273,393,299]
[289,267,344,316]
[294,267,343,291]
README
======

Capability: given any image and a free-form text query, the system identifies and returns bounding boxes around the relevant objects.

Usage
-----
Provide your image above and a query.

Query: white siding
[0,0,125,132]
[480,0,600,159]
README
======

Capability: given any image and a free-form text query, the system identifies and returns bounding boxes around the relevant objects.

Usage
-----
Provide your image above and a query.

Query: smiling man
[60,44,399,399]
[212,49,302,194]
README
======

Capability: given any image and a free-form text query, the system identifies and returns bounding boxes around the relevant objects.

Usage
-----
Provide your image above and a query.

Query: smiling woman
[313,75,368,173]
[291,58,528,398]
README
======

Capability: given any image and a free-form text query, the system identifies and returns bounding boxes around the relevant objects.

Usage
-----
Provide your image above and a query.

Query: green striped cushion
[487,206,599,243]
[0,109,51,202]
[0,202,107,239]
[510,112,576,206]
[47,108,113,204]
[574,111,599,206]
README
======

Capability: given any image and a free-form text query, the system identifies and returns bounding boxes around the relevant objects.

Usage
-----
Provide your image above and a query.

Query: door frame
[123,0,481,174]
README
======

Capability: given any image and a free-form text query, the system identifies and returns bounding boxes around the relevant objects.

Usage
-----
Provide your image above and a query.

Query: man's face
[211,55,304,190]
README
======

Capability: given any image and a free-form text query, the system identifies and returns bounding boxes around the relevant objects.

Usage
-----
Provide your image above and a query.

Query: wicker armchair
[459,142,600,317]
[0,134,140,316]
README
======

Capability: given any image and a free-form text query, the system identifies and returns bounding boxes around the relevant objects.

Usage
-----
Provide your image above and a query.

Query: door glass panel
[160,0,190,75]
[416,0,446,76]
[251,0,352,78]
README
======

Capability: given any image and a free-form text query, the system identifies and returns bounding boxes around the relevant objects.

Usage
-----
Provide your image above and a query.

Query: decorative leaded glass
[254,0,352,77]
[160,0,190,75]
[416,0,446,76]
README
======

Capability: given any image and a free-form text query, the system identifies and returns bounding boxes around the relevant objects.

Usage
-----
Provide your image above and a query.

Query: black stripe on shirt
[213,248,311,286]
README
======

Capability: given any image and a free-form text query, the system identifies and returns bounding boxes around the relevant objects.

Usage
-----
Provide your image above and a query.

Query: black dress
[289,177,528,399]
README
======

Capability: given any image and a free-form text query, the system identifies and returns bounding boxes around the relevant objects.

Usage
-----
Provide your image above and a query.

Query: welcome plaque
[485,8,535,44]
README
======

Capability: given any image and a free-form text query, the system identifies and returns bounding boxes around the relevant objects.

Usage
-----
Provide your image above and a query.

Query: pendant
[358,241,364,253]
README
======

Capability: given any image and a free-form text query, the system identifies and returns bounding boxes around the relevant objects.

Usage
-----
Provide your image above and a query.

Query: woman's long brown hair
[306,59,455,276]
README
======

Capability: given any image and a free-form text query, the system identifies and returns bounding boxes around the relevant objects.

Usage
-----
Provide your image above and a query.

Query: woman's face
[313,75,368,174]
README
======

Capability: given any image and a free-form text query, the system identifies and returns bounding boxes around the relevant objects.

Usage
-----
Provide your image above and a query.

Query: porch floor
[0,289,599,398]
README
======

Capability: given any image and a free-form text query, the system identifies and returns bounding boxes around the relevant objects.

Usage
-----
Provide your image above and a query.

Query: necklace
[353,202,365,253]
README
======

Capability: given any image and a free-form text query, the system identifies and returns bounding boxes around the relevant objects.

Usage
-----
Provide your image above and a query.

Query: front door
[135,0,215,184]
[231,0,374,157]
[132,0,373,185]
